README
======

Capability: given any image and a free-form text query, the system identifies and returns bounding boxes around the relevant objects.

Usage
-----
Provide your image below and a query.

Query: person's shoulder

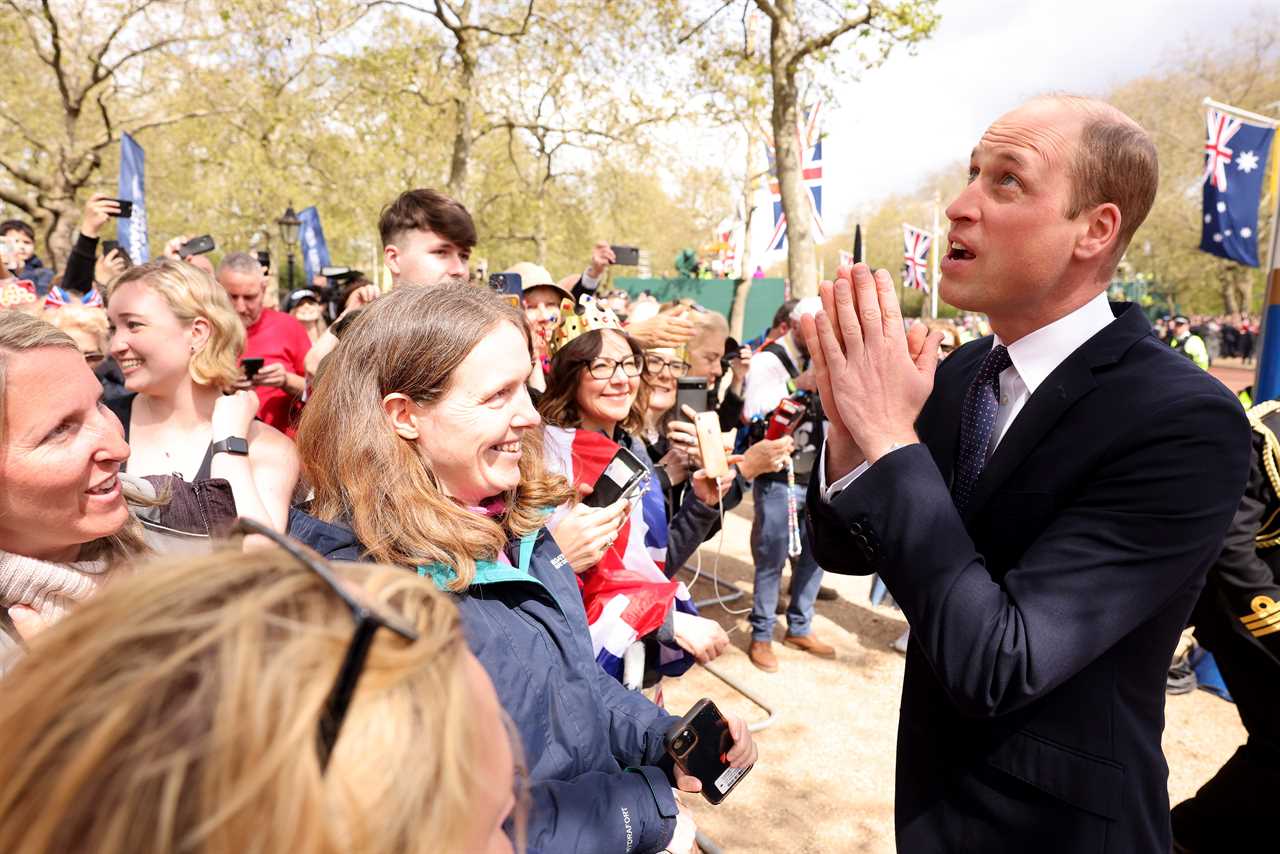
[247,419,299,463]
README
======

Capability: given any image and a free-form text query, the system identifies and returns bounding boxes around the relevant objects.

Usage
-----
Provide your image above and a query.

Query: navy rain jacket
[289,509,683,854]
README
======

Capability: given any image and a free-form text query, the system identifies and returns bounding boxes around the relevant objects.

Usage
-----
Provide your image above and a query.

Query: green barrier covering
[610,277,787,342]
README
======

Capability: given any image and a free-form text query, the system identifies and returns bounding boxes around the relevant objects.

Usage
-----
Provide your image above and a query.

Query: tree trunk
[447,36,477,203]
[729,131,759,341]
[1222,278,1240,315]
[768,16,817,298]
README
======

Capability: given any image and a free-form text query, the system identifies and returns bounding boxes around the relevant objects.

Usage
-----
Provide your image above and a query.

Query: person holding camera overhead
[216,252,311,434]
[106,259,298,533]
[288,282,755,854]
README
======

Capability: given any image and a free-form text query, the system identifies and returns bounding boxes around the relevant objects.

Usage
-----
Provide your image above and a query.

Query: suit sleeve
[1206,430,1280,661]
[822,392,1250,717]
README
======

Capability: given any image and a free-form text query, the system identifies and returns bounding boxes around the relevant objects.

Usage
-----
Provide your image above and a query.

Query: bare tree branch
[89,0,163,84]
[678,0,736,45]
[37,0,75,113]
[791,11,872,70]
[752,0,780,22]
[88,108,229,153]
[0,184,36,214]
[0,153,50,192]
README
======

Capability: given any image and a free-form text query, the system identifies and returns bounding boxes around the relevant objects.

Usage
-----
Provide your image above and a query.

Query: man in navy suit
[802,95,1251,854]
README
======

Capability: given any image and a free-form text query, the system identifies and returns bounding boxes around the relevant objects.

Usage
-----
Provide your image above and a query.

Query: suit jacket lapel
[959,302,1150,522]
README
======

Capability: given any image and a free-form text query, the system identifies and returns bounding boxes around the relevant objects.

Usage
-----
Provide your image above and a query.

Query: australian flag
[1199,107,1274,267]
[117,133,149,262]
[298,206,331,285]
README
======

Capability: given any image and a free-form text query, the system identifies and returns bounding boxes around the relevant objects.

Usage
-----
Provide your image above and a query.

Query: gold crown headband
[550,294,624,355]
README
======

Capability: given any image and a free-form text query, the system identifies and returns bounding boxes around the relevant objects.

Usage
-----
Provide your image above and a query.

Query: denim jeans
[749,477,824,642]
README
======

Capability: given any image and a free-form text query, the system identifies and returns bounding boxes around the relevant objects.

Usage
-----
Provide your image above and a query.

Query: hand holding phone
[609,245,640,266]
[240,357,265,380]
[666,699,756,804]
[584,446,650,509]
[178,234,215,259]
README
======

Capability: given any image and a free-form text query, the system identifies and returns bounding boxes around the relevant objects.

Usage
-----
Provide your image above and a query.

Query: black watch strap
[210,436,250,457]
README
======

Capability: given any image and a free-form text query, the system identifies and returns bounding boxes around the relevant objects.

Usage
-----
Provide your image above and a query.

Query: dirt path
[663,499,1245,853]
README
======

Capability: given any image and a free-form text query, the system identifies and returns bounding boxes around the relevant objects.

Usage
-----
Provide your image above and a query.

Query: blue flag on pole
[1199,107,1274,267]
[298,206,331,285]
[117,133,149,262]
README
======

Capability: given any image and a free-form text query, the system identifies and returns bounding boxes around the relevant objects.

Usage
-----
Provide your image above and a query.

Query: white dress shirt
[822,291,1116,499]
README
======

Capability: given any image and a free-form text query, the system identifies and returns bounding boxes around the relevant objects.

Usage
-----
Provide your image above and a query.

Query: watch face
[229,437,249,455]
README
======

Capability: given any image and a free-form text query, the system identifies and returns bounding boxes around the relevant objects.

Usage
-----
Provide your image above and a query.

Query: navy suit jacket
[807,302,1250,854]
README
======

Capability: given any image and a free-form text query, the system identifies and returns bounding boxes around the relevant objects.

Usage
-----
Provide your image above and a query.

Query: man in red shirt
[216,252,310,433]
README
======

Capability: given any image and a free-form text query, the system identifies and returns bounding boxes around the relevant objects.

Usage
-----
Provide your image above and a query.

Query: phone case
[676,377,710,418]
[584,447,648,508]
[694,411,729,478]
[666,699,752,805]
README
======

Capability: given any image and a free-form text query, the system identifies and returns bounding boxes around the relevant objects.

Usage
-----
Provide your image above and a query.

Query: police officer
[1170,315,1210,370]
[1171,399,1280,852]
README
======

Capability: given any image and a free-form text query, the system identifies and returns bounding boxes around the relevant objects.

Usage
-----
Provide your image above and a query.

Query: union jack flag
[764,99,825,253]
[44,285,104,309]
[1203,108,1243,191]
[902,224,931,292]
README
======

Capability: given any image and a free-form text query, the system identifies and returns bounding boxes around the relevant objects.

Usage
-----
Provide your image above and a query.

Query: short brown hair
[1048,96,1159,264]
[298,282,571,590]
[377,189,477,251]
[539,329,649,436]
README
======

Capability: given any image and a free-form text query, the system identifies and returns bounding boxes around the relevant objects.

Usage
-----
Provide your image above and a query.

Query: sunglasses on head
[230,519,419,771]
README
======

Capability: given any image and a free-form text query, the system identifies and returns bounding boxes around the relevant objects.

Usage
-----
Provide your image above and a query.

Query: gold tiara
[550,294,624,355]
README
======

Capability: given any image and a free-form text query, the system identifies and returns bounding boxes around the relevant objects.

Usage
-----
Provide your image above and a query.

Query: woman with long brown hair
[289,283,755,854]
[0,540,521,854]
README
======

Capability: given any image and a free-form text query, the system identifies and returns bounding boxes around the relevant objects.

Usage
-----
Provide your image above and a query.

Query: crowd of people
[0,93,1273,854]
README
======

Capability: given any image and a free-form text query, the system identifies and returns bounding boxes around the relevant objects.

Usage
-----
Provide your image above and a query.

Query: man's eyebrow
[971,145,1028,169]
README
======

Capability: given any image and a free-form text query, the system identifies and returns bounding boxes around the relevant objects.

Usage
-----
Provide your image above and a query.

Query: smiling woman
[288,283,749,853]
[0,312,149,644]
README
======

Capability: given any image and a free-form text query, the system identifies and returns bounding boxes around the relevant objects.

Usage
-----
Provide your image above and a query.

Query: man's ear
[1075,202,1121,263]
[383,244,401,277]
[382,393,421,441]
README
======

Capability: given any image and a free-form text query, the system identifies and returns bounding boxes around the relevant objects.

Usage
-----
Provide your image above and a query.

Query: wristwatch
[211,436,249,457]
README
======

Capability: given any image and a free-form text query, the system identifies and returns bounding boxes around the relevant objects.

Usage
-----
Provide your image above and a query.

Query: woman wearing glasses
[0,543,522,854]
[290,284,753,854]
[537,328,735,668]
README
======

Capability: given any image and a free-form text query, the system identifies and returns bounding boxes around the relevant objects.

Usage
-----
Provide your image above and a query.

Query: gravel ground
[662,497,1246,854]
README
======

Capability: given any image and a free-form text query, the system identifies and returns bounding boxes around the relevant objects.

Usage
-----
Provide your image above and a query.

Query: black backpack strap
[762,342,800,378]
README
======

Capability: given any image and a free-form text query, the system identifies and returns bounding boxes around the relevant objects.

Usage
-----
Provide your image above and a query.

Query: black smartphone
[101,240,119,257]
[256,250,270,271]
[666,698,752,805]
[584,446,649,508]
[107,198,133,219]
[178,234,216,259]
[489,272,523,295]
[241,357,265,380]
[676,376,710,417]
[609,245,640,266]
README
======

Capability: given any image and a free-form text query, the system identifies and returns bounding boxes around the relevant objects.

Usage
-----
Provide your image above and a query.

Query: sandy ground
[662,497,1246,854]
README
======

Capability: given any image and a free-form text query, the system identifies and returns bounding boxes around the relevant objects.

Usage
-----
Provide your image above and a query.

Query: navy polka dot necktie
[952,344,1013,513]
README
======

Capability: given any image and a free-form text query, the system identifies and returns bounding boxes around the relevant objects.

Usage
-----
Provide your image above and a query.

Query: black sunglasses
[231,519,419,771]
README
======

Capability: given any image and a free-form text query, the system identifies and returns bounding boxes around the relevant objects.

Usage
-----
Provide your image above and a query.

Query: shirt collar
[993,291,1114,395]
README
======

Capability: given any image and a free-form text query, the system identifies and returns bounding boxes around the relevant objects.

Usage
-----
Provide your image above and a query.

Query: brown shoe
[749,640,778,672]
[783,632,836,658]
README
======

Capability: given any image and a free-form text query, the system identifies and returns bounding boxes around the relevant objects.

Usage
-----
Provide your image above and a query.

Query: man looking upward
[804,96,1250,854]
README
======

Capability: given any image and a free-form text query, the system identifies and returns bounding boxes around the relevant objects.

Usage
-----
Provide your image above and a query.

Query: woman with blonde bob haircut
[0,539,524,854]
[106,259,298,533]
[291,283,755,854]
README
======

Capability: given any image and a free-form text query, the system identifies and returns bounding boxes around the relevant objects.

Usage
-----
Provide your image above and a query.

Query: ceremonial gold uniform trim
[1246,401,1280,547]
[1241,594,1280,638]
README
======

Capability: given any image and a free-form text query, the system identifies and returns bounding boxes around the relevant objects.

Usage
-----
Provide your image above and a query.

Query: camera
[669,727,697,757]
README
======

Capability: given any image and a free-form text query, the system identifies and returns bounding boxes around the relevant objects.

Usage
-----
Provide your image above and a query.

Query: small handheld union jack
[902,224,932,292]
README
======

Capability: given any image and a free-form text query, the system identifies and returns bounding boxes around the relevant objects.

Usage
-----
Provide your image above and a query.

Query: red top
[242,308,311,434]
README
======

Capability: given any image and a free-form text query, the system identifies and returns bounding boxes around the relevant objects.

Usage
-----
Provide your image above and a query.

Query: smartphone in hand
[666,698,753,804]
[584,446,649,508]
[241,357,265,380]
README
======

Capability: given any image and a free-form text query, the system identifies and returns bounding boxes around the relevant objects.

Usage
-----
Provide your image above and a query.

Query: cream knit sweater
[0,549,111,624]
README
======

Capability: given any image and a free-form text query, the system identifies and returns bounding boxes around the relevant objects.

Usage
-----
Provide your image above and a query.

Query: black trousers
[1170,625,1280,851]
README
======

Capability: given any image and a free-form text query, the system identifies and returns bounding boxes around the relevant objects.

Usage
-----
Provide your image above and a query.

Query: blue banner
[117,133,149,262]
[1199,109,1274,267]
[298,206,331,285]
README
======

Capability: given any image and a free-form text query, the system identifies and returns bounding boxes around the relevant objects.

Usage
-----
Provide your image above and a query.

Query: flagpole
[1203,97,1280,129]
[930,191,941,319]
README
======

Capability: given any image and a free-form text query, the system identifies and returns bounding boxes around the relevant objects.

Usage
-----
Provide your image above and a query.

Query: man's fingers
[874,267,907,345]
[818,280,844,357]
[850,264,883,348]
[832,275,865,362]
[915,329,946,381]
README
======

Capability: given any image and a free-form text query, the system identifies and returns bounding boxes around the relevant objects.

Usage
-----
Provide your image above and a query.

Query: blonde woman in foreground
[0,534,523,854]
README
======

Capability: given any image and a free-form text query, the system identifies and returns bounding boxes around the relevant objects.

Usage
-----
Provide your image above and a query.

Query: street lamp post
[277,205,302,293]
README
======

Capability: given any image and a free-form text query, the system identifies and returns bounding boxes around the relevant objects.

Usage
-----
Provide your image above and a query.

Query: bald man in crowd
[804,96,1250,853]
